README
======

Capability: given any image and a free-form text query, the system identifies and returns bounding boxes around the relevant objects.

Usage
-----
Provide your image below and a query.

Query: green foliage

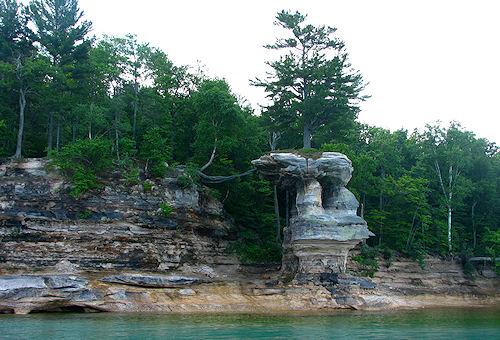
[68,168,99,198]
[229,239,282,265]
[77,210,92,219]
[352,244,379,277]
[159,202,173,217]
[142,181,153,192]
[0,4,498,270]
[140,127,171,177]
[381,247,395,268]
[463,260,475,278]
[406,243,427,269]
[482,228,500,261]
[54,138,113,197]
[123,166,140,186]
[176,163,200,189]
[254,10,366,148]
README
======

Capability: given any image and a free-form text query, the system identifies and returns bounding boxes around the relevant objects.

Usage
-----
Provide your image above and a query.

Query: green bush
[123,166,140,186]
[407,243,426,269]
[140,127,171,178]
[53,138,113,198]
[159,202,173,217]
[143,181,153,192]
[463,260,475,278]
[176,163,200,189]
[382,247,395,268]
[230,239,282,265]
[353,244,379,277]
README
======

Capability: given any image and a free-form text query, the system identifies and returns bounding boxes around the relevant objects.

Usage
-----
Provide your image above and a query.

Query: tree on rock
[254,10,367,149]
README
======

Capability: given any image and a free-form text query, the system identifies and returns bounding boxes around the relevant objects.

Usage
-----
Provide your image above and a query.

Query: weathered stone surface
[101,274,205,287]
[253,152,374,277]
[0,158,238,273]
[252,152,353,185]
[0,158,497,314]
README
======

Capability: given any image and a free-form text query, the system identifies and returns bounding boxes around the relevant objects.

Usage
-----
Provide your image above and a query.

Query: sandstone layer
[252,152,374,276]
[0,158,498,314]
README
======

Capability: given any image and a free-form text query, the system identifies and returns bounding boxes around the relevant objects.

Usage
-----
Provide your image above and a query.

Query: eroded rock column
[252,152,374,281]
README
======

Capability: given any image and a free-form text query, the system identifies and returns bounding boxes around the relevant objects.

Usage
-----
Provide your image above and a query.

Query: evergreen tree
[254,10,366,148]
[29,0,92,153]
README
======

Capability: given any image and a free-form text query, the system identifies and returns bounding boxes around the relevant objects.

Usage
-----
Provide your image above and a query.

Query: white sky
[79,0,500,143]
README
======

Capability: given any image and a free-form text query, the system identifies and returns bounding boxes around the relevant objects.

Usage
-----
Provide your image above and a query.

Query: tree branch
[200,138,217,172]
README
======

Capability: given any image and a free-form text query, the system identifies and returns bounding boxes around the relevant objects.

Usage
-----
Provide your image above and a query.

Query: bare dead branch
[200,138,217,172]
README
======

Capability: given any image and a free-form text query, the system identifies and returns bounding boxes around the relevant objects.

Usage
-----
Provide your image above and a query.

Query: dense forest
[1,0,499,266]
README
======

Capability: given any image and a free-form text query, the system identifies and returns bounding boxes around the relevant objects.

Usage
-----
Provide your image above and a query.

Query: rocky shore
[0,158,498,314]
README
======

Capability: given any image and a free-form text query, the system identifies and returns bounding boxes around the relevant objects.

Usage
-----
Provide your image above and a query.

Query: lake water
[0,308,499,339]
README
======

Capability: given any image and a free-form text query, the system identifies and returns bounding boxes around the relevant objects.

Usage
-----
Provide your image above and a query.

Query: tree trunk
[133,83,138,143]
[47,112,53,154]
[303,124,312,149]
[114,111,120,160]
[448,205,452,252]
[14,88,26,159]
[273,185,281,243]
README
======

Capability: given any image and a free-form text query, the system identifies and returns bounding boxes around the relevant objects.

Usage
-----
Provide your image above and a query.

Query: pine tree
[254,10,366,148]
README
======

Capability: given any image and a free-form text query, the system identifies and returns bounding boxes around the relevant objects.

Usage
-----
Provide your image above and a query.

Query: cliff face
[0,159,237,273]
[0,159,498,314]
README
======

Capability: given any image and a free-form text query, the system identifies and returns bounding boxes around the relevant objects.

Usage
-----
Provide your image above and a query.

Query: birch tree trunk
[47,112,53,154]
[14,88,26,159]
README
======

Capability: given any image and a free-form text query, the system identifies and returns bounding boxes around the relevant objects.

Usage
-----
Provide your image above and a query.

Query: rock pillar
[252,152,374,281]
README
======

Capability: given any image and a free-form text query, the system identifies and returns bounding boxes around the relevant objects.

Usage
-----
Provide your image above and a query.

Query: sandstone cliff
[0,159,498,314]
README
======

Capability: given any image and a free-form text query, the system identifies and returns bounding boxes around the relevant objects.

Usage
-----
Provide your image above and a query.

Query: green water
[0,308,499,339]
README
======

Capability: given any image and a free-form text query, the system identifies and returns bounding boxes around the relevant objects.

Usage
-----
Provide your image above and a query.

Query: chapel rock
[252,152,374,278]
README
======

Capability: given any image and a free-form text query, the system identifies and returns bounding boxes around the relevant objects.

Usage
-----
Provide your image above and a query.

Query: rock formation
[0,158,497,314]
[252,152,374,278]
[0,158,237,272]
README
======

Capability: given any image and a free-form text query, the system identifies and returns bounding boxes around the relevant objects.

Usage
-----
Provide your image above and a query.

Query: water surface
[0,308,499,339]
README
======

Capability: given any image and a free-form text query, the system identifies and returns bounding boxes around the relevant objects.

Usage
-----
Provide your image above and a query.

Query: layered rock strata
[0,158,497,314]
[252,152,374,277]
[0,159,237,273]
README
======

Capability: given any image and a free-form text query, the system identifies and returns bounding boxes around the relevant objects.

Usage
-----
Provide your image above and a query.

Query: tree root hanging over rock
[198,169,256,184]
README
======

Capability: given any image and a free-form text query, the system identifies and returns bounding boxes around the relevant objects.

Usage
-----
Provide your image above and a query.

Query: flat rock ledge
[100,274,206,288]
[0,271,497,314]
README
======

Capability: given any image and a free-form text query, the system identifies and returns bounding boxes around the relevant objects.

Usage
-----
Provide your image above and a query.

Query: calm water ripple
[0,308,499,339]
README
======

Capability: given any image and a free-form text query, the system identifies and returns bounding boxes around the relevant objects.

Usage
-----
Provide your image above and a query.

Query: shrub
[382,247,395,268]
[53,138,113,198]
[123,166,140,186]
[159,202,173,217]
[143,181,153,192]
[176,163,200,189]
[229,239,282,265]
[140,127,171,178]
[407,243,426,269]
[352,244,379,277]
